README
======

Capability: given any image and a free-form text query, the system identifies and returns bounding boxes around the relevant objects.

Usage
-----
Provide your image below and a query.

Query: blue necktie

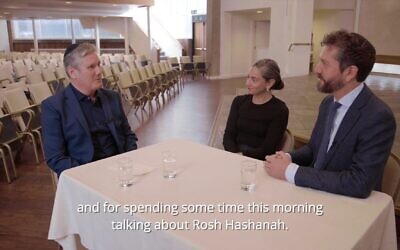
[314,101,341,169]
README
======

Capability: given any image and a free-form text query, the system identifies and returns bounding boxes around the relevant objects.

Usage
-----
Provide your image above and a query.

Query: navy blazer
[290,84,396,198]
[41,85,138,176]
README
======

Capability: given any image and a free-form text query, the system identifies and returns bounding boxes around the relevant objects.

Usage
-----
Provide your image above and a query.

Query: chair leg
[24,132,40,164]
[3,144,17,179]
[33,130,45,160]
[0,149,12,183]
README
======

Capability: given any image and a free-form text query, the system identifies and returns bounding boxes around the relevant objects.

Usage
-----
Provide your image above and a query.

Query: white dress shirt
[285,83,365,183]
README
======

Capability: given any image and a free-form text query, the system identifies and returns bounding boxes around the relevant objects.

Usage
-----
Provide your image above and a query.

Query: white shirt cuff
[285,163,299,184]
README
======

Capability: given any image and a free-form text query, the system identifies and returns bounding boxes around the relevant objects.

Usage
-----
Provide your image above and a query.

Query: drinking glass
[241,160,257,191]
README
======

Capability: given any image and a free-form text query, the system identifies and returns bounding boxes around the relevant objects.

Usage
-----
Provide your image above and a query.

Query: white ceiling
[0,0,154,19]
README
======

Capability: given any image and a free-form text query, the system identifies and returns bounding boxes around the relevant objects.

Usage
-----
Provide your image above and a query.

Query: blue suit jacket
[41,85,138,176]
[290,84,396,198]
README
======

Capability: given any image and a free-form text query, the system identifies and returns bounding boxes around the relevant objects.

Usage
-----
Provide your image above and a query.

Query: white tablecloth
[48,139,397,250]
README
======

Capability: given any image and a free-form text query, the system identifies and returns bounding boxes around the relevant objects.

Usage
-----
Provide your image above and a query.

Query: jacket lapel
[324,84,372,166]
[65,85,91,136]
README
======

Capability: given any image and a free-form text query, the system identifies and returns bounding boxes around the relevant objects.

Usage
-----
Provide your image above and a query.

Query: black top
[71,85,119,161]
[223,95,289,160]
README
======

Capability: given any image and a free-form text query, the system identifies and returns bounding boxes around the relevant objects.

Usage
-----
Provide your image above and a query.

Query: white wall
[254,21,270,61]
[0,20,10,52]
[312,10,355,65]
[128,18,151,58]
[285,0,314,76]
[99,17,124,35]
[220,0,314,78]
[358,0,400,56]
[230,13,253,77]
[314,0,356,10]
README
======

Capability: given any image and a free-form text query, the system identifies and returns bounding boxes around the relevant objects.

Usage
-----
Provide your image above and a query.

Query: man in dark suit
[265,30,396,198]
[41,43,138,177]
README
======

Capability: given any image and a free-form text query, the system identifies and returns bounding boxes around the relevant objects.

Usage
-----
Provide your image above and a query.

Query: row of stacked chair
[0,52,71,183]
[167,55,208,80]
[0,81,52,183]
[102,60,181,113]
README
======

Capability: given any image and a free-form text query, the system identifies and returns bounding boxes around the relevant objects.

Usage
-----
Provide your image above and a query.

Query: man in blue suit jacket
[41,43,138,177]
[265,30,396,198]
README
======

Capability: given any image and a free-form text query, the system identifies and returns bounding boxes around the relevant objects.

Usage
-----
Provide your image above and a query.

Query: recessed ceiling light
[113,4,117,6]
[256,10,263,14]
[65,1,72,4]
[4,12,10,15]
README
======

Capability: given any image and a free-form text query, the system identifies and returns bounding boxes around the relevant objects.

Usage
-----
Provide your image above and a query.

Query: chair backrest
[102,65,113,78]
[193,56,205,63]
[26,70,44,85]
[138,67,150,80]
[127,61,136,71]
[14,64,28,79]
[0,68,14,85]
[168,57,179,65]
[111,63,121,75]
[277,129,294,153]
[31,64,43,72]
[28,82,53,104]
[130,69,142,84]
[42,68,57,82]
[3,88,30,113]
[152,63,162,75]
[0,113,24,147]
[0,61,14,75]
[116,71,139,102]
[55,67,69,86]
[3,89,31,131]
[382,153,400,203]
[144,65,154,79]
[46,62,57,72]
[118,62,127,72]
[180,56,191,64]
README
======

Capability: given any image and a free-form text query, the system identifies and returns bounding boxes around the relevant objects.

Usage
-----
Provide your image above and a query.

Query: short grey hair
[63,43,97,73]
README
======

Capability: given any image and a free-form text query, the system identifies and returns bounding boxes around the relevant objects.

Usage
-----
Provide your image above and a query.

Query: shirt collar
[334,83,364,108]
[71,84,99,102]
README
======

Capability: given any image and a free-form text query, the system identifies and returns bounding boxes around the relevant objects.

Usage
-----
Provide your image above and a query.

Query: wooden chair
[42,68,64,94]
[180,56,195,81]
[3,88,43,164]
[0,113,25,182]
[382,153,400,203]
[277,129,294,153]
[193,55,208,78]
[26,70,44,85]
[116,71,142,113]
[28,82,53,104]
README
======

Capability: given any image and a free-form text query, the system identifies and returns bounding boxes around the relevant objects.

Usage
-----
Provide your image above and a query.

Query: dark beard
[316,75,344,93]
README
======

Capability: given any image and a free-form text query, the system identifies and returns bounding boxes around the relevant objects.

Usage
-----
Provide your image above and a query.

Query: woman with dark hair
[223,59,289,160]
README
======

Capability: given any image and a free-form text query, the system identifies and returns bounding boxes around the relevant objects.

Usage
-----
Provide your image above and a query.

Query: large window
[12,20,34,39]
[35,19,72,39]
[73,19,95,39]
[12,19,123,40]
[100,29,124,39]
